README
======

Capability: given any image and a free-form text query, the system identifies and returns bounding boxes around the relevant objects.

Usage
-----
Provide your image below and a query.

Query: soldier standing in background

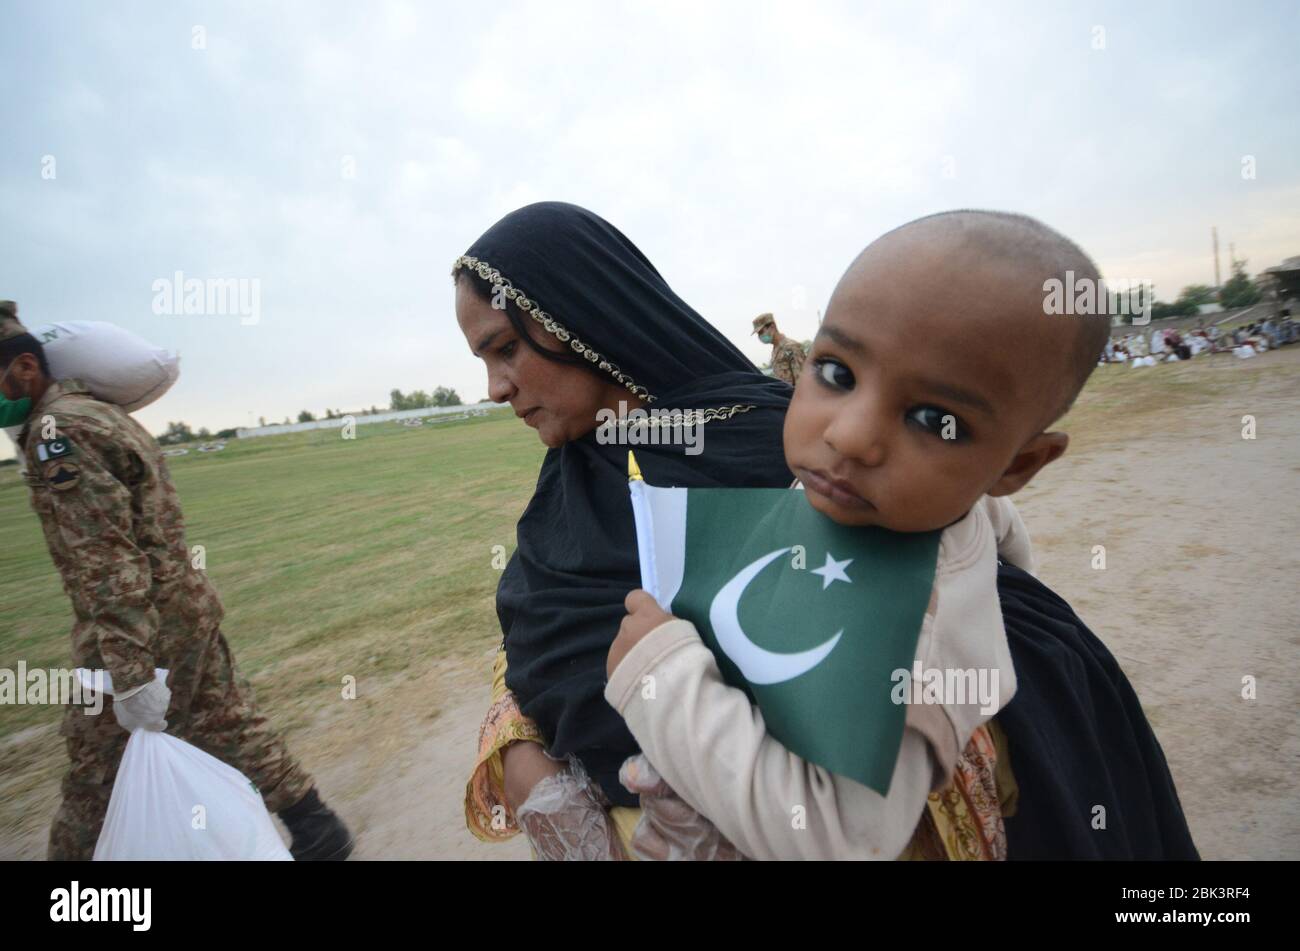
[0,301,353,860]
[752,313,807,386]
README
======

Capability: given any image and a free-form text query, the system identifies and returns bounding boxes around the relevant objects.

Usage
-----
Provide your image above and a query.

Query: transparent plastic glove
[620,754,747,861]
[112,679,171,733]
[514,757,627,861]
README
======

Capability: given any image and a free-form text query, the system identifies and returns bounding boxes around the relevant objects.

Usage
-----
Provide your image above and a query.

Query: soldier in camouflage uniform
[0,302,352,860]
[752,313,807,386]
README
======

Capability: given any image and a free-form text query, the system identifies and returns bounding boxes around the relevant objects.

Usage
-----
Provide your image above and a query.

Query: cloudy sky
[2,0,1297,450]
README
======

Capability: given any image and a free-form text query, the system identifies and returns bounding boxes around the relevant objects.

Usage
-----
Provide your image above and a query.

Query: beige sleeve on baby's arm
[981,495,1036,574]
[605,618,941,861]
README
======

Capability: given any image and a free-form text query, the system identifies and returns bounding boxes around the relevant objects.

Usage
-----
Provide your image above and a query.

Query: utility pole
[1212,226,1221,289]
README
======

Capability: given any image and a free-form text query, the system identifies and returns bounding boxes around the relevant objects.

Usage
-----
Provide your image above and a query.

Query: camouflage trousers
[48,624,314,860]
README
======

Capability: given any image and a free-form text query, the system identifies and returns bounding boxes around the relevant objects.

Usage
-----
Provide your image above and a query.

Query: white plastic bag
[78,669,293,861]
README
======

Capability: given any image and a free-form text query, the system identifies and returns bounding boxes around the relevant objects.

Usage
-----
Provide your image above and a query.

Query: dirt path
[309,653,529,861]
[1012,348,1300,860]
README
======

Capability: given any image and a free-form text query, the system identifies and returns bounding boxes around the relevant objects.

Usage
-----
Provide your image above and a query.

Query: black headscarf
[457,202,794,805]
[995,563,1199,859]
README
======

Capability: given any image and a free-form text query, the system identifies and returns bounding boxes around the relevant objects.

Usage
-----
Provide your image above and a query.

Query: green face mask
[0,363,34,428]
[759,332,774,344]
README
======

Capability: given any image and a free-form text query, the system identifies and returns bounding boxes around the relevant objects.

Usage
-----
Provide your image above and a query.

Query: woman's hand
[607,589,673,679]
[620,754,747,861]
[501,740,565,814]
[513,754,628,861]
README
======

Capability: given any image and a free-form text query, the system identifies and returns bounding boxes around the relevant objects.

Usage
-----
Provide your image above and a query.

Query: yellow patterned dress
[466,649,1017,860]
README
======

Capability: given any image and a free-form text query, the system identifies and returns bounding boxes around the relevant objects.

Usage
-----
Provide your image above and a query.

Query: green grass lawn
[0,408,545,743]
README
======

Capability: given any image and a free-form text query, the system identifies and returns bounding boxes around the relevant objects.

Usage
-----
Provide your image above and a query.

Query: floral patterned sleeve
[464,647,545,841]
[900,721,1017,861]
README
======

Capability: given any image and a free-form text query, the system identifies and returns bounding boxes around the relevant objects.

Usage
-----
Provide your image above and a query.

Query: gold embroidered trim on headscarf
[607,404,757,428]
[453,254,657,403]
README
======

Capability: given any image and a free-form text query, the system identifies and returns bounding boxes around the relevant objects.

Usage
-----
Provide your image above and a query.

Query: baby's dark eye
[813,357,854,391]
[907,405,967,442]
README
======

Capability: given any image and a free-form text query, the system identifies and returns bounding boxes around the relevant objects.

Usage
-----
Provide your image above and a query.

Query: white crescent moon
[709,547,842,685]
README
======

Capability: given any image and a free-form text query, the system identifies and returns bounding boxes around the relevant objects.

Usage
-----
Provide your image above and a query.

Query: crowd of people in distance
[1101,313,1298,367]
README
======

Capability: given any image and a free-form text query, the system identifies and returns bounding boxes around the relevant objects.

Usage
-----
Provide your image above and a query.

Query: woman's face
[456,278,641,448]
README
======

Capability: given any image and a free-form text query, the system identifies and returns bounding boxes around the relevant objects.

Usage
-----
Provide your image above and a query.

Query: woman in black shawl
[457,202,1197,861]
[456,202,794,856]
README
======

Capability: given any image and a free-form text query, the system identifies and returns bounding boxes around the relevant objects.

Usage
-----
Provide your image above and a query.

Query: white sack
[79,669,293,862]
[33,321,180,411]
[4,321,179,464]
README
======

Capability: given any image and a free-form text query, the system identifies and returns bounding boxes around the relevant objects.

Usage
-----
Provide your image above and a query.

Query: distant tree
[258,416,266,427]
[370,406,379,415]
[215,428,237,439]
[431,386,462,407]
[407,390,430,409]
[196,427,212,440]
[1147,286,1212,320]
[1175,284,1215,311]
[158,421,195,445]
[298,410,316,423]
[390,389,406,411]
[1219,258,1262,309]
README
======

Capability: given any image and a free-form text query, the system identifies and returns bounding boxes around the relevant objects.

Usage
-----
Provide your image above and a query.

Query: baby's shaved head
[791,209,1104,531]
[850,209,1110,424]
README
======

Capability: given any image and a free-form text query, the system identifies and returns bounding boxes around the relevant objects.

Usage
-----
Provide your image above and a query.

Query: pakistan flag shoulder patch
[35,436,76,463]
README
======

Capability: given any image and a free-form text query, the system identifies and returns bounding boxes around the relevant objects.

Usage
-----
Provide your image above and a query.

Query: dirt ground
[4,346,1296,861]
[1011,347,1300,861]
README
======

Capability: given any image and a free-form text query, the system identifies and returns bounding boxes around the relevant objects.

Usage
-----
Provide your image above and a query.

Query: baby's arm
[982,495,1036,573]
[605,616,939,861]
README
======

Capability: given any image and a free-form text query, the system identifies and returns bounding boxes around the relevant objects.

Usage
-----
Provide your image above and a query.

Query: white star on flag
[811,552,853,589]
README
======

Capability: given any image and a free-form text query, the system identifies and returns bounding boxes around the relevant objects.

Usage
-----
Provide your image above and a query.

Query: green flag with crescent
[629,454,941,794]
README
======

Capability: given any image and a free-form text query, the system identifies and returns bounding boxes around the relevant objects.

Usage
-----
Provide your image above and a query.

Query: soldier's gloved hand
[620,754,747,861]
[112,679,171,733]
[513,758,627,861]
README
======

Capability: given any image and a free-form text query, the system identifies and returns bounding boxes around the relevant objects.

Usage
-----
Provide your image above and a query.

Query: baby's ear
[987,432,1069,497]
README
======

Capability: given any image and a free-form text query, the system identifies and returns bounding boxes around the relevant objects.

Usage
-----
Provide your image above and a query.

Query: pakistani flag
[628,453,940,794]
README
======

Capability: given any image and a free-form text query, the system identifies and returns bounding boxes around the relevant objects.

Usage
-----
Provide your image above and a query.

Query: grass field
[2,348,1298,857]
[2,408,546,736]
[0,408,548,844]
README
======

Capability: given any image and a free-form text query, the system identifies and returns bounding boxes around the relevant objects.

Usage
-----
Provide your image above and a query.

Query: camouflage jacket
[19,379,222,694]
[771,335,807,386]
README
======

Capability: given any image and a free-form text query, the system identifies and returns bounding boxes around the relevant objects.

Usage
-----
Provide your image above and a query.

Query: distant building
[1257,256,1300,314]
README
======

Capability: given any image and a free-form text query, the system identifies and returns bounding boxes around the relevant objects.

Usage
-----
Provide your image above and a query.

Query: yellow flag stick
[627,451,657,599]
